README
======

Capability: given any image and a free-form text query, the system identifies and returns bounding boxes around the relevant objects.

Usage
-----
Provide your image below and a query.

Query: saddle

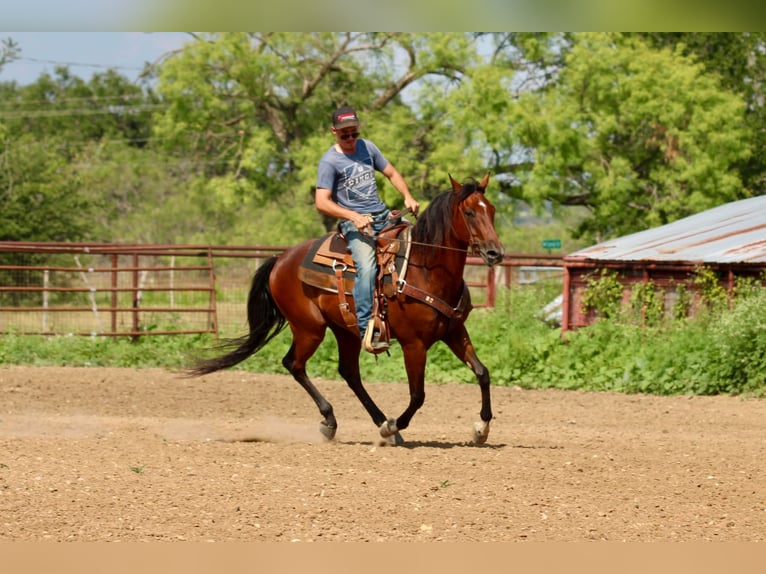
[297,223,412,353]
[297,217,474,354]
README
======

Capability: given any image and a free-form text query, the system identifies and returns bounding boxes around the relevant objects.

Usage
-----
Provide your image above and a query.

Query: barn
[560,195,766,333]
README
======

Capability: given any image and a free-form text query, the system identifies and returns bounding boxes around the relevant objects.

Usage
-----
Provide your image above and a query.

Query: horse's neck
[408,242,468,297]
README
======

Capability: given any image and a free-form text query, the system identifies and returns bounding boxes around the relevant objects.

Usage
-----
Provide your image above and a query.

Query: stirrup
[362,320,389,354]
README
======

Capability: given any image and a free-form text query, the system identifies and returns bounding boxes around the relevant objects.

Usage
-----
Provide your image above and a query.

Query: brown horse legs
[377,330,493,445]
[281,343,338,440]
[444,325,493,444]
[283,329,401,443]
[333,327,405,445]
[379,341,427,440]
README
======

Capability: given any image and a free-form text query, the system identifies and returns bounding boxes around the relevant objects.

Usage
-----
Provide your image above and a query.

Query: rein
[378,200,479,322]
[381,236,471,255]
[383,196,482,256]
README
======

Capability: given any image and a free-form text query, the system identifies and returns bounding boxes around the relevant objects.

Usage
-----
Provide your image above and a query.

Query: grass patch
[2,283,765,396]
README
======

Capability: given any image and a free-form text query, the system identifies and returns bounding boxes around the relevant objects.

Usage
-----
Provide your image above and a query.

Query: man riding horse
[314,105,420,352]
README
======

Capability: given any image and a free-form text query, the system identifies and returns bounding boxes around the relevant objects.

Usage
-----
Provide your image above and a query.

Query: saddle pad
[298,233,356,294]
[298,227,411,295]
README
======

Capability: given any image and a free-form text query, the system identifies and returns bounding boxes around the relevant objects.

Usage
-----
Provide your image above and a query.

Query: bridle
[381,192,488,256]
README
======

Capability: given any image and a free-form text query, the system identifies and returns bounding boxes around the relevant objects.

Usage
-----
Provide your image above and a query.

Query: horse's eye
[464,209,476,218]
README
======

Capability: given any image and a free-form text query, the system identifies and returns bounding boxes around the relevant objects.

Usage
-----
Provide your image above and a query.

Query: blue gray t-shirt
[316,139,389,214]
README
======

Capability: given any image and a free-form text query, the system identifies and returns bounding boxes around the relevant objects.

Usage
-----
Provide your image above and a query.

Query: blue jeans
[339,210,390,336]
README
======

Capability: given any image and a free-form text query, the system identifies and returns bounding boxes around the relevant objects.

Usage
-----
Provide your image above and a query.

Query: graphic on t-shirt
[342,162,375,200]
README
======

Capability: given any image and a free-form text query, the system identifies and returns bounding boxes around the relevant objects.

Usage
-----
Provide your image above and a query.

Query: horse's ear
[449,174,462,192]
[478,172,490,192]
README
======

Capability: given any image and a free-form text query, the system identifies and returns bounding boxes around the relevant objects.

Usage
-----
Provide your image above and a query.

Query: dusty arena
[1,366,765,542]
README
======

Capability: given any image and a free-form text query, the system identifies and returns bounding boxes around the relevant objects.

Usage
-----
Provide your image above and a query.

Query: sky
[1,32,192,85]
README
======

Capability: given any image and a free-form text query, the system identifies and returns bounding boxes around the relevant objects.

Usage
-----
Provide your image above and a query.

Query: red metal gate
[1,241,562,337]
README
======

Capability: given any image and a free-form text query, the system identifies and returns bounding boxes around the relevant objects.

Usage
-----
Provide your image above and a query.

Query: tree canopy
[1,32,762,248]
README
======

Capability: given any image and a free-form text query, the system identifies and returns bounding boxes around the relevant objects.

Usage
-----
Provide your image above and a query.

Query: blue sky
[1,32,191,85]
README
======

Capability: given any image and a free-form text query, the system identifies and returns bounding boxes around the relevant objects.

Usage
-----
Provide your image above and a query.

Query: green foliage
[521,287,766,396]
[733,272,766,299]
[513,33,751,243]
[628,279,665,327]
[0,68,158,242]
[691,265,728,312]
[641,33,766,196]
[0,334,209,369]
[578,265,746,329]
[671,282,692,321]
[2,279,765,397]
[3,32,763,246]
[0,37,20,68]
[580,269,623,320]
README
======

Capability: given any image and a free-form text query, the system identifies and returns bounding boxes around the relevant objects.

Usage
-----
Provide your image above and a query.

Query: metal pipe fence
[0,241,563,338]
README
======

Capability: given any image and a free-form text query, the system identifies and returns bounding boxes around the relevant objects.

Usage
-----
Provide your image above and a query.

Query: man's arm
[315,187,373,232]
[382,163,419,215]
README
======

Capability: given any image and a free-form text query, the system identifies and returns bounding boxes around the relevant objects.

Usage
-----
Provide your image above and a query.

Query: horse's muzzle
[478,243,505,267]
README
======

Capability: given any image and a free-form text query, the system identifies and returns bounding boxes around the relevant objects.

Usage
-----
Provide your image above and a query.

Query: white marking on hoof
[379,418,398,438]
[473,421,490,444]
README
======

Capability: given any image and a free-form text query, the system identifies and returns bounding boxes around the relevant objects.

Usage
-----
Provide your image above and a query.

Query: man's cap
[332,106,359,129]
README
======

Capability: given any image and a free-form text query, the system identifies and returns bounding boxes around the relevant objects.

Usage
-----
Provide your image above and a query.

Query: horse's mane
[411,178,479,254]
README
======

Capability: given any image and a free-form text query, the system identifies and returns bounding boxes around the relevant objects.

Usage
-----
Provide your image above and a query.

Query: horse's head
[449,172,505,267]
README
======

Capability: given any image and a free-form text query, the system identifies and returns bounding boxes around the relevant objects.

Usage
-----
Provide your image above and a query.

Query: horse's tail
[186,256,286,376]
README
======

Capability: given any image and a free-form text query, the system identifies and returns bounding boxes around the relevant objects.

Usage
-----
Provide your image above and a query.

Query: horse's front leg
[444,323,492,444]
[379,341,428,444]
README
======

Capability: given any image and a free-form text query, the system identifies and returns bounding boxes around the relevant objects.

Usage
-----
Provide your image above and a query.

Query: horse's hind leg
[331,326,402,445]
[282,338,338,441]
[443,324,492,444]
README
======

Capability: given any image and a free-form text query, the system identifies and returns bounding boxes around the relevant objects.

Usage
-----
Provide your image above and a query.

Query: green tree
[0,67,160,242]
[3,32,760,251]
[511,33,750,242]
[0,37,20,71]
[0,134,92,241]
[152,32,480,243]
[640,33,766,196]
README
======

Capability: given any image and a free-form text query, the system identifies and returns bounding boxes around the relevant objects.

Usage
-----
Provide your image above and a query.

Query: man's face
[333,125,360,153]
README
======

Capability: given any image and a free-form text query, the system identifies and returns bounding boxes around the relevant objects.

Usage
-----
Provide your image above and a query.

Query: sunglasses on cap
[338,131,360,141]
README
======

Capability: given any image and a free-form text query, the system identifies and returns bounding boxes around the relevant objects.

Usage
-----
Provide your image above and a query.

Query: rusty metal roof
[566,195,766,265]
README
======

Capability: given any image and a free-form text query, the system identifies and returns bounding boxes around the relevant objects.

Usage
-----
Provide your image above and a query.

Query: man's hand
[353,213,374,235]
[404,196,420,216]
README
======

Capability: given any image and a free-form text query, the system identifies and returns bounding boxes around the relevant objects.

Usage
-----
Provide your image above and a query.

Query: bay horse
[188,173,504,445]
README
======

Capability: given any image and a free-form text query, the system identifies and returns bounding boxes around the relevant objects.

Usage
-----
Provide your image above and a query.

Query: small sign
[542,239,562,250]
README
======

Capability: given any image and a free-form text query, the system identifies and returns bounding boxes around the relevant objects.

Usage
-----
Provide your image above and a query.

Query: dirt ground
[1,365,765,542]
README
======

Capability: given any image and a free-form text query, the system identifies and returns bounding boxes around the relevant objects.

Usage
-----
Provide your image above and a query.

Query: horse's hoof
[379,418,398,438]
[320,421,337,441]
[378,431,404,447]
[473,421,490,445]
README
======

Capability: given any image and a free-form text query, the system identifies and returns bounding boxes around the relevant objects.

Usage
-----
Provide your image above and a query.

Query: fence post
[207,248,219,337]
[486,266,496,308]
[132,253,139,341]
[111,254,118,334]
[43,269,49,333]
[561,266,571,334]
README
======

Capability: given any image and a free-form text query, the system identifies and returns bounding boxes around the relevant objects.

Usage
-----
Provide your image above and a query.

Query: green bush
[2,281,765,397]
